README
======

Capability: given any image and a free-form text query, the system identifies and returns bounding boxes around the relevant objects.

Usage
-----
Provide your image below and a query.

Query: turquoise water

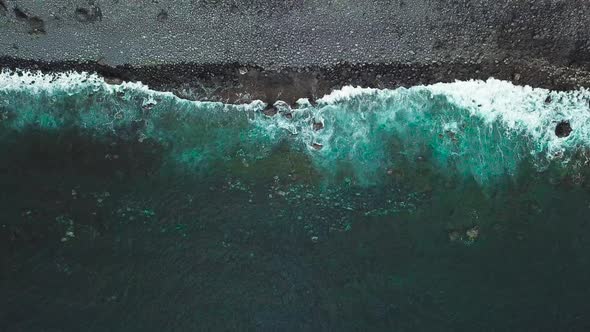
[2,71,590,330]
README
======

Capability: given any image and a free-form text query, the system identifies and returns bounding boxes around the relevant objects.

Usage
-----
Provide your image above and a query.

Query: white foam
[428,79,590,157]
[317,78,590,159]
[4,70,590,155]
[3,70,590,183]
[317,85,379,104]
[0,69,266,112]
[0,69,170,96]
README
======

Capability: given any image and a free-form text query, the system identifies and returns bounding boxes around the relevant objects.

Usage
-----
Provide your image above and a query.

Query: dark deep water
[2,72,590,331]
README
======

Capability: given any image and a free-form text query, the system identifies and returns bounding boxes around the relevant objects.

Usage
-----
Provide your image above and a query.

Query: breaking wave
[2,70,589,185]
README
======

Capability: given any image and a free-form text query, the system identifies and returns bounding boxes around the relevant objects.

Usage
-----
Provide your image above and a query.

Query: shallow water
[2,71,590,331]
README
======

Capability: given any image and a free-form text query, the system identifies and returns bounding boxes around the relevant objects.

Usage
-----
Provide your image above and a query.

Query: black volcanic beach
[3,1,590,331]
[1,0,590,103]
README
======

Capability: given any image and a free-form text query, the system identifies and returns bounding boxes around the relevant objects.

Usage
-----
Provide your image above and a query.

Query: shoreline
[2,57,590,105]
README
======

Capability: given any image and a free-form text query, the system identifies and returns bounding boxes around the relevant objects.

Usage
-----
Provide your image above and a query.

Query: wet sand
[2,56,590,105]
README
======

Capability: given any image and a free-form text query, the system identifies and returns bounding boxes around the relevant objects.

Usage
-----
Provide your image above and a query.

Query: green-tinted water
[2,71,590,330]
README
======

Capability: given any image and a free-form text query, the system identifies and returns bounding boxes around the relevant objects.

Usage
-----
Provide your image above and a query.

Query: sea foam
[2,70,590,184]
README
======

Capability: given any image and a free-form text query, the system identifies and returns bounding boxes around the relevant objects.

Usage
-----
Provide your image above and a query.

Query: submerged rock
[545,95,552,104]
[262,105,278,117]
[555,121,572,138]
[313,120,324,131]
[466,226,479,242]
[448,230,461,242]
[448,226,479,244]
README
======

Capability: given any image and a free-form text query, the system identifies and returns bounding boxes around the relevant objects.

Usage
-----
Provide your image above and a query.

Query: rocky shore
[3,56,590,105]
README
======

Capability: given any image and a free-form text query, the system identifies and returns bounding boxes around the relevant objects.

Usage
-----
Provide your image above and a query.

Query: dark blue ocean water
[2,71,590,331]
